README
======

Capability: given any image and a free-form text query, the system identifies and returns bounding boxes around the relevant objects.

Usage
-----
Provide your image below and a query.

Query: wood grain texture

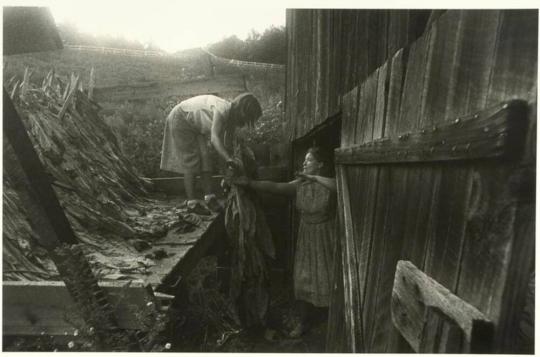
[335,100,528,164]
[391,260,491,353]
[336,166,364,352]
[325,224,348,352]
[287,10,430,140]
[3,280,156,334]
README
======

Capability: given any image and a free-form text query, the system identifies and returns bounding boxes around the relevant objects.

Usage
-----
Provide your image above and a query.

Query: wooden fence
[65,44,166,57]
[201,47,285,71]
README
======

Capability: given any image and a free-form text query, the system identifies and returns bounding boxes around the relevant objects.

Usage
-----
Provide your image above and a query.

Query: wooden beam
[335,100,528,164]
[156,213,225,295]
[391,260,492,353]
[3,89,78,247]
[3,281,158,335]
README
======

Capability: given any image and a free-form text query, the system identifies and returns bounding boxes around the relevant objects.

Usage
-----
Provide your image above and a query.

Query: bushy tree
[208,26,286,64]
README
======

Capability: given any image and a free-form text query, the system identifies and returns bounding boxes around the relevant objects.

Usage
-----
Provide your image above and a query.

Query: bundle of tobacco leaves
[223,136,275,327]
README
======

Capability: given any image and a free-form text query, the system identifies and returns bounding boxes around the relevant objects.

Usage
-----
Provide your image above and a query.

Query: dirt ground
[166,256,329,353]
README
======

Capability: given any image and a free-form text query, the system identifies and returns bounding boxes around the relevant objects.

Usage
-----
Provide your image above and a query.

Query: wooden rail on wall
[335,100,528,164]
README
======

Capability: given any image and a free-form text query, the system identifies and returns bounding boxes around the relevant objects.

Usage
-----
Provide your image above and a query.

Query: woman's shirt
[178,95,232,136]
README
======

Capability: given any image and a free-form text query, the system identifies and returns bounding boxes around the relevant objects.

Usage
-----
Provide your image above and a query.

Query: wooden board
[391,260,492,353]
[336,100,528,164]
[155,213,225,295]
[3,90,78,248]
[3,280,156,335]
[336,165,363,352]
[325,220,347,352]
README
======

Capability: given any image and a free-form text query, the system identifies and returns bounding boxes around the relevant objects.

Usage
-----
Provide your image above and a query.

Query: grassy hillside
[3,48,211,88]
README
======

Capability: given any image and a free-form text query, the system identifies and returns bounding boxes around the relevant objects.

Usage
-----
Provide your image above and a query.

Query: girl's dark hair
[307,146,327,163]
[307,146,334,176]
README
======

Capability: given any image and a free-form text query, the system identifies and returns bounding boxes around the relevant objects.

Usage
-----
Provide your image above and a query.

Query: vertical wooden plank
[325,222,347,352]
[314,11,323,126]
[336,165,363,352]
[286,9,297,141]
[374,62,389,139]
[364,55,409,352]
[349,166,378,353]
[447,10,500,117]
[486,10,538,105]
[418,11,473,293]
[362,71,378,144]
[348,70,383,351]
[340,87,358,147]
[341,11,356,93]
[384,49,405,138]
[421,10,462,127]
[386,21,443,353]
[377,11,388,69]
[398,30,431,134]
[423,164,473,289]
[356,11,370,83]
[330,9,342,118]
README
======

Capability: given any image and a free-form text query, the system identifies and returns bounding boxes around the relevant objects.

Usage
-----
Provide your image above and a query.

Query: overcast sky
[4,0,537,53]
[49,1,286,53]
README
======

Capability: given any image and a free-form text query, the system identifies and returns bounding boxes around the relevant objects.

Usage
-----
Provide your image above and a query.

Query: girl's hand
[230,176,250,186]
[296,172,317,182]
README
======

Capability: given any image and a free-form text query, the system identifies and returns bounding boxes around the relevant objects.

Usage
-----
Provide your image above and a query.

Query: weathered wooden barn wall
[286,9,536,353]
[285,9,431,141]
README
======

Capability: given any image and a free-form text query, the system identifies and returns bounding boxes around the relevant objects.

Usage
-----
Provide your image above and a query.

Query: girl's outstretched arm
[296,173,337,192]
[232,176,301,196]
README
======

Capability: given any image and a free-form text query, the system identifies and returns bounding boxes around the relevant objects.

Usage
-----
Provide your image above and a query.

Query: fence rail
[64,44,286,71]
[201,47,285,71]
[65,45,166,57]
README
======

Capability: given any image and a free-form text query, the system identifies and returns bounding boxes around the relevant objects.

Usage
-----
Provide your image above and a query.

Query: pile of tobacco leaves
[3,71,195,281]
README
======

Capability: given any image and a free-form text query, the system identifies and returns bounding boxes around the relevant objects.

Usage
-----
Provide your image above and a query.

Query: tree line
[57,22,286,65]
[57,22,161,51]
[207,26,286,65]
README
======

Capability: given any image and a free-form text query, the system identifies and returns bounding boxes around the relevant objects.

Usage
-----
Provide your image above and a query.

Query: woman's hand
[226,158,243,171]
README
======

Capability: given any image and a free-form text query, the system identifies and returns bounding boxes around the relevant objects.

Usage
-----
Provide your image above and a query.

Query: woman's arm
[297,173,337,192]
[233,177,300,196]
[210,112,232,162]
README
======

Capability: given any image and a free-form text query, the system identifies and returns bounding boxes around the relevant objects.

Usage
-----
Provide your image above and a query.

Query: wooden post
[208,54,216,77]
[88,67,95,100]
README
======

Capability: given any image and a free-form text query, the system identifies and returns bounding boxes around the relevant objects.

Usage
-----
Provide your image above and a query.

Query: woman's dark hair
[307,146,334,176]
[233,93,262,127]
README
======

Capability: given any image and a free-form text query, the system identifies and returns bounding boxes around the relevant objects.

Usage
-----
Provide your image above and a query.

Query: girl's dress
[294,181,336,307]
